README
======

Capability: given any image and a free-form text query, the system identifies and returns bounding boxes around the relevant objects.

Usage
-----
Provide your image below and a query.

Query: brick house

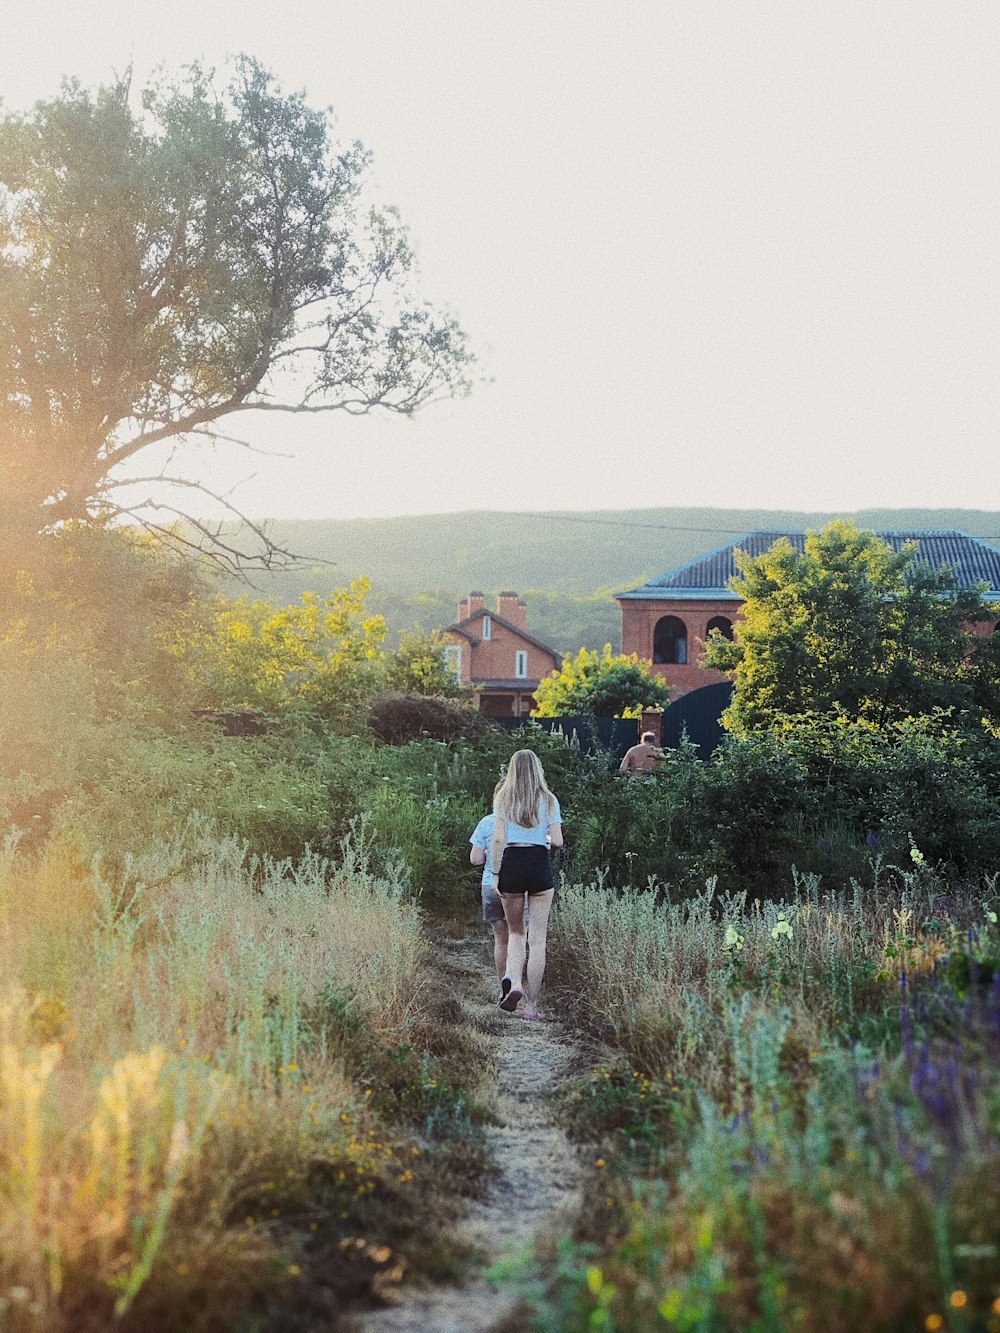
[617,530,1000,700]
[442,592,561,717]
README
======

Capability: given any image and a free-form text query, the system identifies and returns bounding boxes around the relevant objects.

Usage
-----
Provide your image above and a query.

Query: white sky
[5,1,999,520]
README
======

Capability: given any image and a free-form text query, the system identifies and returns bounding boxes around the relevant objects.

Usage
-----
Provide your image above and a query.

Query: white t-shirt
[494,795,562,845]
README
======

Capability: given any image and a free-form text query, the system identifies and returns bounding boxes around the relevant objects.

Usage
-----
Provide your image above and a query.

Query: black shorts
[497,844,554,896]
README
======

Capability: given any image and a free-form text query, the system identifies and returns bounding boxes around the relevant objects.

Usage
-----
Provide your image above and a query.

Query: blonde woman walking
[491,749,563,1020]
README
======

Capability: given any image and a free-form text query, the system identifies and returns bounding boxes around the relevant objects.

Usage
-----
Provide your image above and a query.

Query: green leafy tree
[704,519,1000,734]
[385,628,464,697]
[0,58,473,568]
[202,578,386,725]
[532,644,671,718]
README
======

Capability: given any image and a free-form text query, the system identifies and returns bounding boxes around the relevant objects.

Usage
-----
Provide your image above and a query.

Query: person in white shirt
[489,750,563,1020]
[469,812,510,990]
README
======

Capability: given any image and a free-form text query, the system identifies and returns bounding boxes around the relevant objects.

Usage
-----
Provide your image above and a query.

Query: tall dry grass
[544,870,1000,1331]
[554,869,953,1089]
[0,822,425,1329]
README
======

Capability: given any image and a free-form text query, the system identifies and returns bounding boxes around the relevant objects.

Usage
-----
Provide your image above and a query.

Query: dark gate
[660,681,734,758]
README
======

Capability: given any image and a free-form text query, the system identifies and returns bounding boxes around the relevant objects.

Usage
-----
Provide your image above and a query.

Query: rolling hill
[219,507,1000,653]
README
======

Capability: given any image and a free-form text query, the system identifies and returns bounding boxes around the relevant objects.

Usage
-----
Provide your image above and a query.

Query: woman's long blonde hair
[492,749,556,830]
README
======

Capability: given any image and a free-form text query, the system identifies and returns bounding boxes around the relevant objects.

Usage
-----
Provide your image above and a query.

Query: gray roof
[616,530,1000,602]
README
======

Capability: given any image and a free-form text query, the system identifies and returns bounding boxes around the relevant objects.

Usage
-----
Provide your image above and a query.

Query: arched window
[653,615,688,665]
[706,615,734,641]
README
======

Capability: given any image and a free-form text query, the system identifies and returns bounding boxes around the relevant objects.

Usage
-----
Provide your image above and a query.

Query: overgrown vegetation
[7,433,1000,1332]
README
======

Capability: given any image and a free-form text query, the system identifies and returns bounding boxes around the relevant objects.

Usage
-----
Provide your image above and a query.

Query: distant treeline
[219,506,1000,651]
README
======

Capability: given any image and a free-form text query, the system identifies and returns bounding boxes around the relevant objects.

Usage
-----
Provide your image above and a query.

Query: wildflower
[950,1292,968,1309]
[910,845,925,867]
[771,912,793,941]
[987,908,998,925]
[723,924,745,951]
[287,1264,301,1276]
[925,1315,943,1331]
[595,1158,606,1169]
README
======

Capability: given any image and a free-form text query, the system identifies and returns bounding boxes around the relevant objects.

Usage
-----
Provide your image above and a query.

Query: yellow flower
[771,913,793,941]
[723,924,745,951]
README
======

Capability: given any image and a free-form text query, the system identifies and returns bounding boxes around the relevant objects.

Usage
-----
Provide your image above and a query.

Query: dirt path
[352,933,588,1333]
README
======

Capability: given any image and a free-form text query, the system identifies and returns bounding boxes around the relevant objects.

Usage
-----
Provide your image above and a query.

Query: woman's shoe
[498,986,523,1013]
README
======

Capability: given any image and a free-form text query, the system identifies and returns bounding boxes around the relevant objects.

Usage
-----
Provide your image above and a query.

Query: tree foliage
[0,58,473,566]
[201,578,387,725]
[385,627,464,697]
[703,520,1000,734]
[532,644,671,718]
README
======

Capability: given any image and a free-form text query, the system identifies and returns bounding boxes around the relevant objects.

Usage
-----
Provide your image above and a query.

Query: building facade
[617,530,1000,700]
[442,591,561,716]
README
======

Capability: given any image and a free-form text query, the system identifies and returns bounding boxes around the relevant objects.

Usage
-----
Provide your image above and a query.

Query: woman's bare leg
[491,920,509,982]
[522,889,554,1018]
[500,893,527,1005]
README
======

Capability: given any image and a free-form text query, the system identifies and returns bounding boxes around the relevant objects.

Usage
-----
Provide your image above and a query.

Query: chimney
[640,709,664,745]
[497,591,527,630]
[458,592,486,621]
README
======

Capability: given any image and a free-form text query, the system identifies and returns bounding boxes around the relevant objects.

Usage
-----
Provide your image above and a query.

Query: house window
[482,615,491,640]
[444,644,462,683]
[706,615,734,641]
[515,650,528,678]
[653,615,688,664]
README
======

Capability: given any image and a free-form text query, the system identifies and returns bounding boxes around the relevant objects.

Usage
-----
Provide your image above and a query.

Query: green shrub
[52,729,375,866]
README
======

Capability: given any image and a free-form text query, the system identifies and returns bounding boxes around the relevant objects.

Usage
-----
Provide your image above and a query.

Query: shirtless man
[619,731,664,775]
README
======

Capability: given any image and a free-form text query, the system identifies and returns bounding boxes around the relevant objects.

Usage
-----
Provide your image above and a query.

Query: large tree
[703,520,1000,734]
[0,59,473,568]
